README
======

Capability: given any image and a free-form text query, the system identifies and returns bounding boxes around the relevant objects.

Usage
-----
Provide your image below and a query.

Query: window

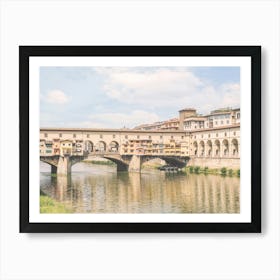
[216,133,218,137]
[171,136,174,139]
[225,132,227,136]
[149,135,151,139]
[59,133,62,137]
[44,133,48,138]
[233,131,236,136]
[221,121,223,125]
[137,135,140,139]
[100,134,103,139]
[73,134,76,138]
[160,135,163,139]
[125,135,128,139]
[227,120,229,124]
[181,136,184,139]
[208,134,210,138]
[237,113,240,119]
[113,134,116,138]
[87,134,90,138]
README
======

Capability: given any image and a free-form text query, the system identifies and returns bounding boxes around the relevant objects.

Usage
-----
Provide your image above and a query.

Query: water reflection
[40,162,240,213]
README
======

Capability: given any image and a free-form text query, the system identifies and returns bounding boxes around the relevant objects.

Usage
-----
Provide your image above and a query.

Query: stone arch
[222,139,229,157]
[142,156,189,169]
[206,140,212,157]
[84,140,94,153]
[40,156,59,174]
[232,138,239,156]
[96,141,107,152]
[214,140,220,157]
[193,141,198,156]
[161,156,189,168]
[199,141,205,157]
[103,155,129,172]
[109,141,119,152]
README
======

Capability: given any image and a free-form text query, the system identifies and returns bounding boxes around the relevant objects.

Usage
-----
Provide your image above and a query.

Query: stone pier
[128,155,142,172]
[56,155,72,175]
[40,155,86,175]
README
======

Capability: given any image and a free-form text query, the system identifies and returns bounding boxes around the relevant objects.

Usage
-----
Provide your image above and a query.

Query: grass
[186,166,240,177]
[40,195,72,213]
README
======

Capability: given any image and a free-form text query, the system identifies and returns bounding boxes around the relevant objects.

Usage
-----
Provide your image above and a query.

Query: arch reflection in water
[40,162,240,213]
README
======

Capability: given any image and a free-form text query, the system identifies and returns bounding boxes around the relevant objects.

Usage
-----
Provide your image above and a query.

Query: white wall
[0,1,279,279]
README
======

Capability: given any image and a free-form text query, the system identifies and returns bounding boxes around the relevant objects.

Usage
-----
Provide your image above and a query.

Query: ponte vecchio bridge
[40,128,190,174]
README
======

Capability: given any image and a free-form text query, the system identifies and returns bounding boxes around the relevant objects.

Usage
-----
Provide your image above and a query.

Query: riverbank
[82,158,239,177]
[40,195,71,213]
[185,166,240,177]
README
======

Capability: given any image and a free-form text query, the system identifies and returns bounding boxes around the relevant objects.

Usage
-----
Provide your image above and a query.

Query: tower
[178,108,197,130]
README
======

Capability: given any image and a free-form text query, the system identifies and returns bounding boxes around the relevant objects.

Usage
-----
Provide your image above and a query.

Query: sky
[40,66,240,128]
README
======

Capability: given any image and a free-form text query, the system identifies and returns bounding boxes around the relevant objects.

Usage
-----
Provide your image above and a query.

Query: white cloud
[44,89,70,104]
[88,110,160,128]
[219,83,240,108]
[96,68,240,113]
[102,68,202,106]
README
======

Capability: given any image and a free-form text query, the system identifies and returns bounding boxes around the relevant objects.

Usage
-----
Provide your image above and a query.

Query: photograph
[39,66,241,215]
[19,46,261,232]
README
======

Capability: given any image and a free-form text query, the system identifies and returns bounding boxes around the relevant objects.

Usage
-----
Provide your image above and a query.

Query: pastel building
[40,107,240,169]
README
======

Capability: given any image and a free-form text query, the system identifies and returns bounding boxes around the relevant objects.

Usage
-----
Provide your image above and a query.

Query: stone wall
[187,157,240,169]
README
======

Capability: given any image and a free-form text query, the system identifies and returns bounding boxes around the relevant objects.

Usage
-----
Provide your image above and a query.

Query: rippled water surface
[40,162,240,213]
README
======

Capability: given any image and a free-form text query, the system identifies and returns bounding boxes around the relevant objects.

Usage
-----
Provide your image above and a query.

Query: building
[160,118,179,130]
[133,107,240,133]
[179,108,197,130]
[134,121,163,131]
[40,139,46,155]
[134,118,179,131]
[204,108,240,129]
[183,116,207,131]
[45,141,53,155]
[60,140,73,156]
[52,139,60,155]
[40,107,240,169]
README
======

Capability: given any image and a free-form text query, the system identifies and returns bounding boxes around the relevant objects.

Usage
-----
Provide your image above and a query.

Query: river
[40,162,240,213]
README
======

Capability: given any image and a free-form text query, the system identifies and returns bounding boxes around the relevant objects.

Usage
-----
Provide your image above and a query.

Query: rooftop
[179,108,196,112]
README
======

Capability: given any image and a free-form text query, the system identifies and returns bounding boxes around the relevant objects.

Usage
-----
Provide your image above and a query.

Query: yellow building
[60,140,73,156]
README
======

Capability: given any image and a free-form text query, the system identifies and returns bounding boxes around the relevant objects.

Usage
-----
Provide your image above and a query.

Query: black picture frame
[20,46,261,233]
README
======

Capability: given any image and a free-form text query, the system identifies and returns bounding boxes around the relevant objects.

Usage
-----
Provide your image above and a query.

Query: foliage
[220,167,227,176]
[194,166,200,174]
[228,169,233,176]
[40,195,71,213]
[187,166,239,177]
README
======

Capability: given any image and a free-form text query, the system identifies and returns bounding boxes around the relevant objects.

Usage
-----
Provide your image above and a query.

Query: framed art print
[19,46,261,233]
